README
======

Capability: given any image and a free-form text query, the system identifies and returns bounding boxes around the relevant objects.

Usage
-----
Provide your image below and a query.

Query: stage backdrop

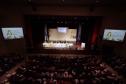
[48,28,77,42]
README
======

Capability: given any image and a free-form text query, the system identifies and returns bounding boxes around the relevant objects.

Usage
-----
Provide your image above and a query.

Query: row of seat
[0,54,23,76]
[103,54,126,77]
[7,55,123,84]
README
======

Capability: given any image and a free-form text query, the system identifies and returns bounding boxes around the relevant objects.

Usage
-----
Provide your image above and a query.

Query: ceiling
[1,0,126,7]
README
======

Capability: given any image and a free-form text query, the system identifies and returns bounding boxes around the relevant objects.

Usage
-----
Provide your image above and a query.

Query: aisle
[0,61,25,84]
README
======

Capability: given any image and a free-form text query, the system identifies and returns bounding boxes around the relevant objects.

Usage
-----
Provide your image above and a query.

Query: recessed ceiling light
[62,0,65,2]
[96,0,100,3]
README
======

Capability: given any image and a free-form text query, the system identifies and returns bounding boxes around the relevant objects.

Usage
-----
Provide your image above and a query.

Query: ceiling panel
[0,0,126,6]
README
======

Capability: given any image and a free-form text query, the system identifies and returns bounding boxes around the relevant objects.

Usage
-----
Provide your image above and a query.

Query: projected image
[57,27,68,33]
[2,27,24,39]
[103,29,126,42]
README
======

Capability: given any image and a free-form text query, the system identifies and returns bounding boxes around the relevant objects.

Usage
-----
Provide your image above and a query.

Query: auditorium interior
[0,0,126,84]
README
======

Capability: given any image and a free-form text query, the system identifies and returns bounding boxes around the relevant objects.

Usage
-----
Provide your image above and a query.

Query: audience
[103,54,126,77]
[6,55,122,84]
[0,54,23,76]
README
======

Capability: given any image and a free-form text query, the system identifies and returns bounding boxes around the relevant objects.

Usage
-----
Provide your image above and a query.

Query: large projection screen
[103,29,126,42]
[1,27,24,40]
